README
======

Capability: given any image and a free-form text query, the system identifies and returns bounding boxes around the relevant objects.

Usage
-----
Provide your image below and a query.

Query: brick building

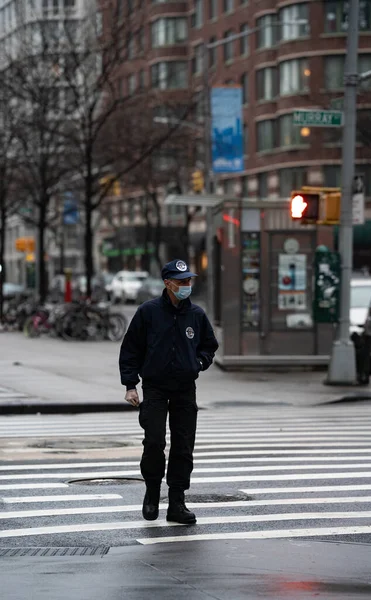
[98,0,371,274]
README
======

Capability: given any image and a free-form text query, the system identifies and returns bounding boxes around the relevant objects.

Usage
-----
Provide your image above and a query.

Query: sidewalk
[1,538,370,599]
[0,332,370,414]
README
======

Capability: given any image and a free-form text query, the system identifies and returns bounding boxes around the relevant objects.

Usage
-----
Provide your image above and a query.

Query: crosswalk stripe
[0,483,68,490]
[1,463,371,481]
[3,455,371,471]
[2,496,371,519]
[137,525,371,545]
[1,494,123,504]
[239,484,371,494]
[194,449,371,456]
[1,510,371,539]
[191,472,371,484]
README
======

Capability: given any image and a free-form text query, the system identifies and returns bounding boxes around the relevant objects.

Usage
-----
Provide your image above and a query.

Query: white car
[350,277,371,334]
[107,271,149,303]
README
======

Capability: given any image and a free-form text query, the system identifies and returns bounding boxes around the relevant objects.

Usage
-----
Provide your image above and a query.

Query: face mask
[173,285,192,300]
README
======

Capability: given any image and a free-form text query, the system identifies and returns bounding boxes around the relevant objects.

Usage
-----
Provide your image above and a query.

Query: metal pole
[327,0,359,384]
[202,42,214,321]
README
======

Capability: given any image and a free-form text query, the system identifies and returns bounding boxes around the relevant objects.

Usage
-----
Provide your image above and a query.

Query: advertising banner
[211,86,244,173]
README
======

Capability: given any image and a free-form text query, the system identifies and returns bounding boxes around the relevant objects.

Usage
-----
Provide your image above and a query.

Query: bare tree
[58,1,197,296]
[0,73,21,322]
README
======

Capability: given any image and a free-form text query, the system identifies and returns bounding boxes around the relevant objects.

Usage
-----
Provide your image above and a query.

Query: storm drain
[68,477,143,486]
[28,439,135,450]
[185,492,252,503]
[0,546,110,558]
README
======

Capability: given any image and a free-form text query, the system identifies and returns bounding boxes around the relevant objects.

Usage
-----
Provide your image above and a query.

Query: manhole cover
[28,438,135,450]
[68,477,143,486]
[0,547,109,558]
[184,493,252,503]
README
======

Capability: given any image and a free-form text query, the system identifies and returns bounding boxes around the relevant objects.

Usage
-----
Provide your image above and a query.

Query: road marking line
[1,511,371,538]
[3,456,371,471]
[191,472,371,483]
[194,449,371,456]
[0,483,68,490]
[137,525,371,545]
[2,496,371,518]
[2,464,371,481]
[1,494,123,504]
[194,442,371,448]
[239,484,371,494]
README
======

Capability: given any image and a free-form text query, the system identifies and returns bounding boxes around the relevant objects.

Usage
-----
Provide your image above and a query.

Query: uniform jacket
[119,289,219,389]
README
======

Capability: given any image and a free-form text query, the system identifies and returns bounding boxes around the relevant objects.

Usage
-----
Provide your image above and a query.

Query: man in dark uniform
[119,259,218,524]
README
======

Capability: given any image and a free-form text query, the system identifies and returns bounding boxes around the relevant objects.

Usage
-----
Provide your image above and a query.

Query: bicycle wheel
[23,316,40,338]
[106,313,127,342]
[60,310,86,341]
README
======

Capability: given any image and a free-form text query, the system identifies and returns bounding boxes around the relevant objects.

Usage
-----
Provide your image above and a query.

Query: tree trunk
[84,203,94,299]
[142,195,151,272]
[0,205,6,324]
[38,202,48,303]
[151,192,162,272]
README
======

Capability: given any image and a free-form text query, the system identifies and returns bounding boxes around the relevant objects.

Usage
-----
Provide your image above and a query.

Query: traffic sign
[293,110,344,127]
[352,175,365,225]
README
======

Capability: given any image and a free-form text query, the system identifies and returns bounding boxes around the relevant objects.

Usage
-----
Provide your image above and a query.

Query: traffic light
[290,191,320,223]
[191,170,204,193]
[323,192,341,223]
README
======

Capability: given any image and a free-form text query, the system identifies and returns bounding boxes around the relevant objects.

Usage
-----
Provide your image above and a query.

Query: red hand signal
[291,195,307,219]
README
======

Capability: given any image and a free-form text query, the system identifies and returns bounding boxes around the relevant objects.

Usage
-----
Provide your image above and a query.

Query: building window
[257,120,276,152]
[241,73,248,104]
[209,0,217,19]
[151,18,188,47]
[193,0,203,28]
[280,58,310,96]
[243,125,249,156]
[323,165,341,188]
[151,61,188,89]
[324,0,371,33]
[138,27,145,53]
[325,54,371,90]
[192,44,203,74]
[223,0,234,13]
[279,4,310,41]
[128,74,136,95]
[279,114,307,147]
[239,24,249,55]
[258,172,268,199]
[209,36,216,66]
[128,35,135,59]
[279,167,307,198]
[256,14,277,49]
[223,30,234,61]
[138,70,145,89]
[256,66,278,101]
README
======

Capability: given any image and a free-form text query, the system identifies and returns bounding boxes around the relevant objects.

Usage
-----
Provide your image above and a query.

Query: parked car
[107,271,149,303]
[137,277,164,304]
[2,282,25,298]
[350,277,371,334]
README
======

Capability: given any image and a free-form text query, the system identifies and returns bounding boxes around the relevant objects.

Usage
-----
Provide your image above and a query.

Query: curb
[0,402,138,416]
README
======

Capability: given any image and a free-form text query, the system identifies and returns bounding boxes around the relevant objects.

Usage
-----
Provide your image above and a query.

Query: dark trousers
[139,383,198,491]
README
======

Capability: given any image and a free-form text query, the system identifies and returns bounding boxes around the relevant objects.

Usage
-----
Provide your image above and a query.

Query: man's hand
[125,389,140,407]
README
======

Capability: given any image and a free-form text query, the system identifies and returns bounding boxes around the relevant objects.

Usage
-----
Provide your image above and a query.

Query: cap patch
[176,260,188,272]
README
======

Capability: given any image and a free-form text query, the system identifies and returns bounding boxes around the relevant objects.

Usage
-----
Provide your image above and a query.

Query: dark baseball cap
[161,259,198,280]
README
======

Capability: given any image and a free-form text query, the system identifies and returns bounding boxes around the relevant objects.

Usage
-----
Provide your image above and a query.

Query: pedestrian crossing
[0,405,371,546]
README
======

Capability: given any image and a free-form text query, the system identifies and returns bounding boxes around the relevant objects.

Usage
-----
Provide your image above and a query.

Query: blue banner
[63,192,79,225]
[211,87,244,173]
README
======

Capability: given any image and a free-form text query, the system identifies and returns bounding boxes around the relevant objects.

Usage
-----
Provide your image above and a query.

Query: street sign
[293,110,344,127]
[313,248,341,324]
[352,175,365,225]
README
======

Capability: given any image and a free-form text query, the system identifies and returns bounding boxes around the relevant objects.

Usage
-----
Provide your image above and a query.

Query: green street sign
[293,110,344,127]
[313,248,341,324]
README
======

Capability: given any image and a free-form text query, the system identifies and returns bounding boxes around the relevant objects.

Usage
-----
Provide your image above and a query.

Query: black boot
[142,484,161,521]
[167,489,196,524]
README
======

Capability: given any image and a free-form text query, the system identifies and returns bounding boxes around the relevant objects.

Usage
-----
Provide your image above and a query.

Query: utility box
[211,199,335,369]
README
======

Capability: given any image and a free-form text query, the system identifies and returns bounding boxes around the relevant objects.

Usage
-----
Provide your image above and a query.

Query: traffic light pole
[202,43,215,322]
[327,0,359,384]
